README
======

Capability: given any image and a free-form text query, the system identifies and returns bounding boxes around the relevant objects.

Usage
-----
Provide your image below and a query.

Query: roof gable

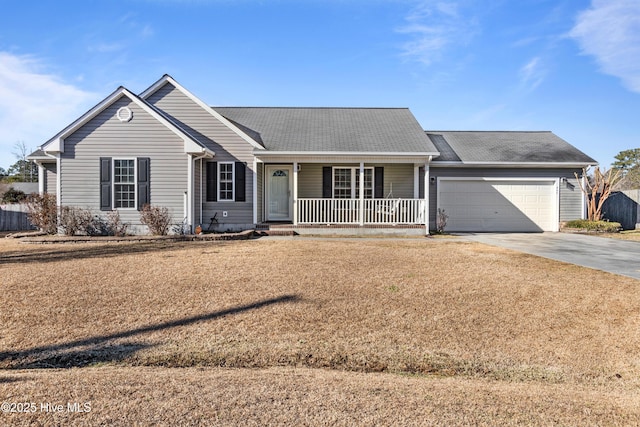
[140,75,264,150]
[41,87,211,156]
[427,131,597,165]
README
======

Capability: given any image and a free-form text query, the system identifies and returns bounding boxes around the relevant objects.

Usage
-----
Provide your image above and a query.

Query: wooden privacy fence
[0,204,36,231]
[602,190,640,230]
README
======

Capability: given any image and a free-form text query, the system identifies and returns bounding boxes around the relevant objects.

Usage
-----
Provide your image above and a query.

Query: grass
[1,237,640,425]
[604,229,640,242]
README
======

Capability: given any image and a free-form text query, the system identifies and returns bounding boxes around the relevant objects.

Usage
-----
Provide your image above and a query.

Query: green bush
[1,187,27,203]
[564,219,622,233]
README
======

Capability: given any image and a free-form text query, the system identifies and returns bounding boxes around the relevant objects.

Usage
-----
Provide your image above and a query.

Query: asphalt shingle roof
[427,131,597,164]
[215,107,438,153]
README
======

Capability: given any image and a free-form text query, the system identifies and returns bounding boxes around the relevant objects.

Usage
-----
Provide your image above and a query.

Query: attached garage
[437,178,559,232]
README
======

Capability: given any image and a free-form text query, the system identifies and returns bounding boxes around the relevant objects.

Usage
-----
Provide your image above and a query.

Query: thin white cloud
[0,52,95,168]
[397,1,478,66]
[519,56,546,92]
[570,0,640,93]
[88,42,126,53]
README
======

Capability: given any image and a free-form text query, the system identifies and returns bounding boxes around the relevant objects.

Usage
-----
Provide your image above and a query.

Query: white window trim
[332,166,374,199]
[218,161,235,202]
[113,158,137,210]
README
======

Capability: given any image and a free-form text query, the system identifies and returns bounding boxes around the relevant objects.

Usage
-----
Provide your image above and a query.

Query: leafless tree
[574,166,622,221]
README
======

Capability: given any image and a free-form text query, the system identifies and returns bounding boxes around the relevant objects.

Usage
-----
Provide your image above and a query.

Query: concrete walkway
[462,232,640,281]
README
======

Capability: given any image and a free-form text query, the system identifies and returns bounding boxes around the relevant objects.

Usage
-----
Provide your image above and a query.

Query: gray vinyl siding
[382,164,414,198]
[60,95,188,232]
[422,167,584,229]
[44,163,57,195]
[298,164,322,198]
[296,163,415,198]
[147,83,255,228]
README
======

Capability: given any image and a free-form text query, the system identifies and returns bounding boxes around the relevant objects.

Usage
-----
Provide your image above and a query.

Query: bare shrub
[59,206,94,236]
[25,193,58,234]
[140,204,171,235]
[106,210,129,236]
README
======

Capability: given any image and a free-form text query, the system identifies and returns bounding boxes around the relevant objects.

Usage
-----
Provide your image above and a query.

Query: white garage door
[438,179,558,232]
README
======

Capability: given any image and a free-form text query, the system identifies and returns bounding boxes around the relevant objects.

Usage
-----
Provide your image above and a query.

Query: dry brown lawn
[604,230,640,242]
[1,236,640,425]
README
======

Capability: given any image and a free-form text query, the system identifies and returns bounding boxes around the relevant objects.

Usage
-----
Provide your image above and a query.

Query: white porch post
[187,155,193,233]
[38,163,45,195]
[424,157,431,235]
[359,162,364,226]
[252,158,258,225]
[55,153,61,208]
[293,161,299,225]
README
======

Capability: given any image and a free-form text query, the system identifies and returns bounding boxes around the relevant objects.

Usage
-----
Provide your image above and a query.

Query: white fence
[297,198,425,225]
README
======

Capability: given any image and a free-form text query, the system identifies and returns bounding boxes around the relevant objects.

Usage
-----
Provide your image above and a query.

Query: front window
[114,159,136,208]
[333,167,373,199]
[219,162,234,201]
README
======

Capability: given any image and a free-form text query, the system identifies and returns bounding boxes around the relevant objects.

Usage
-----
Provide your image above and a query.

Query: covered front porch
[254,154,433,233]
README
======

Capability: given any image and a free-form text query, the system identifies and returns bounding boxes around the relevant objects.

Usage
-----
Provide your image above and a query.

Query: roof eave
[254,150,440,157]
[41,85,130,153]
[26,154,56,163]
[431,161,598,168]
[40,86,209,156]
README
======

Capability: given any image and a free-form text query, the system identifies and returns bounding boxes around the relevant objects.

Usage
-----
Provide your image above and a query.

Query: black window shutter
[100,157,112,211]
[206,162,217,202]
[322,166,332,198]
[235,162,246,202]
[374,167,384,198]
[137,157,151,211]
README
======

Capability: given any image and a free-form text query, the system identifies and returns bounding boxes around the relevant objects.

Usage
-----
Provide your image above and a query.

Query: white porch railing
[296,198,425,225]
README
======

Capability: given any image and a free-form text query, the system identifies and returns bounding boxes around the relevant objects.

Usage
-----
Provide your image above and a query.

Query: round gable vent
[116,106,133,122]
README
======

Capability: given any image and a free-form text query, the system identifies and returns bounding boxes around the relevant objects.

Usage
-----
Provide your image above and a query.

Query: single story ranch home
[28,75,596,234]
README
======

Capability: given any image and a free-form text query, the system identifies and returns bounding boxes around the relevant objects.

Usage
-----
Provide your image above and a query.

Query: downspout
[424,156,432,236]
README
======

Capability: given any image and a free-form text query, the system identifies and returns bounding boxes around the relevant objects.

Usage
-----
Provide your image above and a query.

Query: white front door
[266,165,293,221]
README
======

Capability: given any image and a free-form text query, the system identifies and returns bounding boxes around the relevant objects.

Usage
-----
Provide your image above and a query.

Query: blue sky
[0,0,638,171]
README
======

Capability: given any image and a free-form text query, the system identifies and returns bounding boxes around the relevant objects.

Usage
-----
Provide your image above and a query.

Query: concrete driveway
[462,233,640,281]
